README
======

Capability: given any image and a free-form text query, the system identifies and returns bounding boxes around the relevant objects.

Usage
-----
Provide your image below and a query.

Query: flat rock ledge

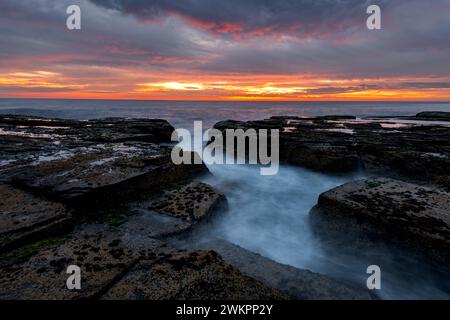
[147,182,227,222]
[0,184,73,252]
[0,115,208,205]
[0,225,287,300]
[1,115,282,300]
[120,182,228,239]
[311,177,450,260]
[1,114,362,300]
[213,111,450,184]
[0,115,209,254]
[102,250,287,300]
[1,144,207,204]
[184,239,372,300]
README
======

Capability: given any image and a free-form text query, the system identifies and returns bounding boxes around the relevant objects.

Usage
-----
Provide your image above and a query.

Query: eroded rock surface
[415,111,450,120]
[119,209,192,240]
[147,182,227,222]
[0,184,73,252]
[121,182,227,239]
[0,115,208,204]
[182,239,372,300]
[0,115,174,144]
[0,115,291,300]
[3,112,449,300]
[0,116,209,258]
[2,144,206,203]
[213,112,450,182]
[0,225,144,300]
[0,225,287,300]
[103,250,288,300]
[312,178,450,258]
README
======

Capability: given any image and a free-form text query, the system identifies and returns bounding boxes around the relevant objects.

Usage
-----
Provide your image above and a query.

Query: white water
[198,162,450,299]
[2,99,450,299]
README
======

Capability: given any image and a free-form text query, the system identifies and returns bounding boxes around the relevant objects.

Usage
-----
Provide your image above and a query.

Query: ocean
[1,99,450,128]
[1,99,450,299]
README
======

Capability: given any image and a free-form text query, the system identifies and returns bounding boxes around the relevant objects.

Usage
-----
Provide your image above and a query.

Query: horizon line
[1,97,450,103]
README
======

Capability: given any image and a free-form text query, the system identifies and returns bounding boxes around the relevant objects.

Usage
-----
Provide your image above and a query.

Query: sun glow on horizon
[1,1,450,102]
[2,69,450,101]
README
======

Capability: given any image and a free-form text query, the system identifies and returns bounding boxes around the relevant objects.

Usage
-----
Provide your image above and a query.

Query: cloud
[1,0,450,99]
[89,0,392,37]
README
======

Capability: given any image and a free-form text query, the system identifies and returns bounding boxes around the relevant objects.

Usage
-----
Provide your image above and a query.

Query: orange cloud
[2,67,450,101]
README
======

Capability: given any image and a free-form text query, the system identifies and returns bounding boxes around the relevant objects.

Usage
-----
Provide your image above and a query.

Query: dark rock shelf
[2,112,449,300]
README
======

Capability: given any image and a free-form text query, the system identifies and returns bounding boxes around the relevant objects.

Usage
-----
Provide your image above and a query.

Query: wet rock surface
[181,239,372,300]
[103,250,288,300]
[0,115,207,204]
[311,178,450,260]
[0,224,287,300]
[414,111,450,120]
[213,111,450,292]
[0,115,174,143]
[118,209,193,240]
[147,182,227,222]
[0,115,294,300]
[120,182,228,239]
[1,144,206,203]
[213,111,450,182]
[2,112,450,299]
[0,224,143,300]
[0,184,73,252]
[0,116,208,208]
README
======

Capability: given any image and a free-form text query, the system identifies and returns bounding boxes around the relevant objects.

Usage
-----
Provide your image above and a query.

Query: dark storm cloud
[89,0,392,36]
[1,0,450,89]
[0,0,208,69]
[399,82,450,89]
[83,0,450,77]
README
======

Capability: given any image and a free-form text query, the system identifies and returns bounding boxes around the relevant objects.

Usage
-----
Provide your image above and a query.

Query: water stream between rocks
[195,162,450,299]
[2,100,450,299]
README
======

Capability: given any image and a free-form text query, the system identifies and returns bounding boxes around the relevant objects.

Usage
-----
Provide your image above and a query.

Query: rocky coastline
[1,111,449,300]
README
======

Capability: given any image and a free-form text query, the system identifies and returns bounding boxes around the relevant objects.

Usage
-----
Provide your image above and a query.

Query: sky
[1,0,450,101]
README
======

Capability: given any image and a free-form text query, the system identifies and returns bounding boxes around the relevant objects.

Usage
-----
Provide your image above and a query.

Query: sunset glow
[1,0,450,101]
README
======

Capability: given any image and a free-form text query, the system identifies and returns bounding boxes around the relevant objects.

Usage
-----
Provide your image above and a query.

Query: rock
[0,184,73,252]
[185,239,372,300]
[0,115,208,205]
[215,118,285,131]
[0,115,210,250]
[0,115,174,143]
[0,115,79,128]
[355,126,450,181]
[317,115,357,121]
[119,209,192,239]
[102,250,288,300]
[212,114,450,181]
[147,182,227,222]
[0,224,287,300]
[281,141,360,172]
[0,115,177,171]
[214,120,251,131]
[434,175,450,192]
[67,118,174,143]
[0,224,145,300]
[415,111,450,120]
[119,182,227,239]
[0,115,291,300]
[312,178,450,258]
[270,116,300,121]
[1,144,207,204]
[214,118,361,172]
